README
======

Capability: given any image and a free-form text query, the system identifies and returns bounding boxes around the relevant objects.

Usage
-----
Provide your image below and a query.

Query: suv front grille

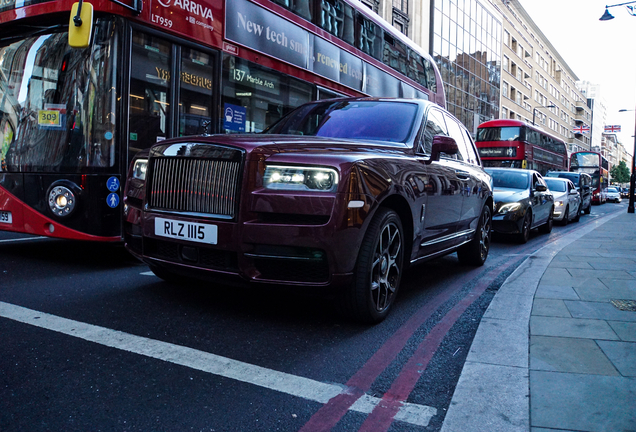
[148,158,241,217]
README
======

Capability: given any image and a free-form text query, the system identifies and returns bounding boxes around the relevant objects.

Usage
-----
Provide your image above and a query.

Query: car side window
[463,129,480,165]
[418,108,448,154]
[444,115,467,161]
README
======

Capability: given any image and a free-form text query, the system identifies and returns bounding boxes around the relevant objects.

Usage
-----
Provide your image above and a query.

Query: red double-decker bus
[0,0,444,241]
[570,151,609,204]
[475,119,568,176]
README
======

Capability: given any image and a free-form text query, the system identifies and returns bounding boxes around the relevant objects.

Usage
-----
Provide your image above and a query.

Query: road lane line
[0,301,436,427]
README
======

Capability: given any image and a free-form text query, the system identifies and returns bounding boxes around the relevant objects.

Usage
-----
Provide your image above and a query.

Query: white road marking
[140,271,155,276]
[0,301,436,427]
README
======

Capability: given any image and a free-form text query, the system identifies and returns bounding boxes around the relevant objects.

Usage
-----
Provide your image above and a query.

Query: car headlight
[555,200,564,207]
[498,202,521,214]
[264,165,338,192]
[132,159,148,181]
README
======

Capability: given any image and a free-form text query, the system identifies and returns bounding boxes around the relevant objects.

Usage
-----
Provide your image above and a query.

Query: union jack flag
[604,125,621,133]
[572,125,590,134]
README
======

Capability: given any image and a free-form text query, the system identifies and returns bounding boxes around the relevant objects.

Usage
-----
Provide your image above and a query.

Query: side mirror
[426,135,458,165]
[68,1,94,49]
[535,183,547,192]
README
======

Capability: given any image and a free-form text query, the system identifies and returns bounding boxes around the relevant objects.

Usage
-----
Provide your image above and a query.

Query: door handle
[455,170,470,180]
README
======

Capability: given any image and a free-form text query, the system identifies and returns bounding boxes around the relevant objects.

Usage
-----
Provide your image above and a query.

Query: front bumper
[491,211,524,234]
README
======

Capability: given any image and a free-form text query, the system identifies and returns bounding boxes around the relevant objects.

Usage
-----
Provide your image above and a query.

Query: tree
[611,160,631,184]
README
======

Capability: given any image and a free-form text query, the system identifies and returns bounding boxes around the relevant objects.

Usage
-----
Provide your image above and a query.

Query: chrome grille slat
[148,157,240,217]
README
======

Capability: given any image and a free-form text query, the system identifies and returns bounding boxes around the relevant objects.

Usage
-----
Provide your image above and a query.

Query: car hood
[492,188,529,203]
[148,134,410,162]
[551,191,567,201]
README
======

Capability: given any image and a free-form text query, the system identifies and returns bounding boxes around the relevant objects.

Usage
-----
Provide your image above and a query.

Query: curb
[440,211,622,432]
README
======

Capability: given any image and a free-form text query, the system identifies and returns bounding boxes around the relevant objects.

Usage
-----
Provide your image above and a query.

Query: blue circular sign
[106,176,120,192]
[106,193,119,208]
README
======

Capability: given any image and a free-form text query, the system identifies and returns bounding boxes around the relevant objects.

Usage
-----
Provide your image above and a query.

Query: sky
[517,0,636,156]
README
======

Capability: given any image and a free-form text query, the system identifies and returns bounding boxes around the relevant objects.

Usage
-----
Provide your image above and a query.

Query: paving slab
[534,284,580,300]
[573,285,636,302]
[531,299,571,318]
[530,336,618,375]
[539,268,574,285]
[530,316,619,340]
[547,260,594,269]
[599,278,636,290]
[608,321,636,342]
[441,362,529,432]
[596,340,636,377]
[564,300,636,322]
[530,370,636,432]
[567,268,635,280]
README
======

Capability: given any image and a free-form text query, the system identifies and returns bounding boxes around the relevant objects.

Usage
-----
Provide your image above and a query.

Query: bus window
[222,55,312,133]
[129,32,172,157]
[179,48,214,136]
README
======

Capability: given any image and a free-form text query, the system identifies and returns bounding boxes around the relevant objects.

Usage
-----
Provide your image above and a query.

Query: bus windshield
[0,19,119,173]
[476,126,521,142]
[570,152,600,169]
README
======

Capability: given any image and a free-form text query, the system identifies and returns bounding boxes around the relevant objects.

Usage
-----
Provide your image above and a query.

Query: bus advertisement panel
[0,0,444,241]
[475,119,568,176]
[570,151,609,204]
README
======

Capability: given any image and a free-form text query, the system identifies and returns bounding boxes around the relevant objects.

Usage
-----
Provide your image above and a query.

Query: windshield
[545,179,566,192]
[476,126,521,142]
[0,19,119,173]
[263,100,418,143]
[488,169,529,190]
[608,187,618,193]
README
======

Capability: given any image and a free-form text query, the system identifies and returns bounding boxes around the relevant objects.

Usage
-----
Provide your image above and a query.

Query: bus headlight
[48,186,76,217]
[264,165,338,192]
[132,159,148,181]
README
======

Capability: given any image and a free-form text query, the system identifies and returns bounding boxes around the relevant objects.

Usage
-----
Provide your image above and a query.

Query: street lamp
[599,1,636,20]
[532,104,556,126]
[619,108,636,213]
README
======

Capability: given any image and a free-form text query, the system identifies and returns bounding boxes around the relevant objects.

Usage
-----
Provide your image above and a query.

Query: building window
[359,0,379,13]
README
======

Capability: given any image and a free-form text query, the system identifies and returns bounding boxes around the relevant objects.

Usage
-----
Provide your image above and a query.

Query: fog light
[49,186,76,217]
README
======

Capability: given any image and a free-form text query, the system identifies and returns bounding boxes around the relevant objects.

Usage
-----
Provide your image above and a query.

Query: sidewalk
[441,209,636,432]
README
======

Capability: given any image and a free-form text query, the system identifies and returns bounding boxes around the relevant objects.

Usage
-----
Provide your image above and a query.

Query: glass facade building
[432,0,502,135]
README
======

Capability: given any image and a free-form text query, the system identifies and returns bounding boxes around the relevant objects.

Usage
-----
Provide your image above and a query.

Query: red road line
[357,265,505,431]
[299,255,518,432]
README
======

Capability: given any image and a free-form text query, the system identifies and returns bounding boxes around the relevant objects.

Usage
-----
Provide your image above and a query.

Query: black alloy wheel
[457,204,492,266]
[573,204,581,222]
[562,206,569,226]
[518,211,532,244]
[539,207,554,234]
[342,208,404,324]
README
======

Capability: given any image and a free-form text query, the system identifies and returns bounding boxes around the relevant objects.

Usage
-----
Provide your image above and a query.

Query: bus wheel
[340,208,404,324]
[457,204,491,266]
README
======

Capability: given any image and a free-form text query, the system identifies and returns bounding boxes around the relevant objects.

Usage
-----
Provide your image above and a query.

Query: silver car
[544,177,580,224]
[606,187,622,203]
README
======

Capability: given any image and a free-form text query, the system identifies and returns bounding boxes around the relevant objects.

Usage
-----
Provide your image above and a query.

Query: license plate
[155,217,217,244]
[0,211,11,224]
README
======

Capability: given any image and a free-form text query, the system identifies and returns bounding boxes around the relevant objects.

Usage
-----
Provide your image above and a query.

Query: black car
[486,168,554,243]
[124,98,494,323]
[545,171,592,215]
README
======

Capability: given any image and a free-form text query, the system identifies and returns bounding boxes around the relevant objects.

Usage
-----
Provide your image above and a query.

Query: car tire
[561,206,569,226]
[518,211,532,244]
[340,208,404,324]
[457,204,492,266]
[584,202,591,214]
[539,207,554,234]
[573,205,581,222]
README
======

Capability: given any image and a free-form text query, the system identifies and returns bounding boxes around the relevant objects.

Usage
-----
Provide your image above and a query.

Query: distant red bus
[570,151,609,204]
[475,119,568,175]
[0,0,445,241]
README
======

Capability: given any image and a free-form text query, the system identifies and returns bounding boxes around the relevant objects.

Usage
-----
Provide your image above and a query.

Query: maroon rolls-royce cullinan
[123,98,493,323]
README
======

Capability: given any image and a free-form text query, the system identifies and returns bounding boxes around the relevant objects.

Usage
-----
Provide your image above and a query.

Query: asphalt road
[0,202,626,432]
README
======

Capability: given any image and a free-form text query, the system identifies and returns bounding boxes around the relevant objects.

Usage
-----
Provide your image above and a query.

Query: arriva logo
[156,0,214,21]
